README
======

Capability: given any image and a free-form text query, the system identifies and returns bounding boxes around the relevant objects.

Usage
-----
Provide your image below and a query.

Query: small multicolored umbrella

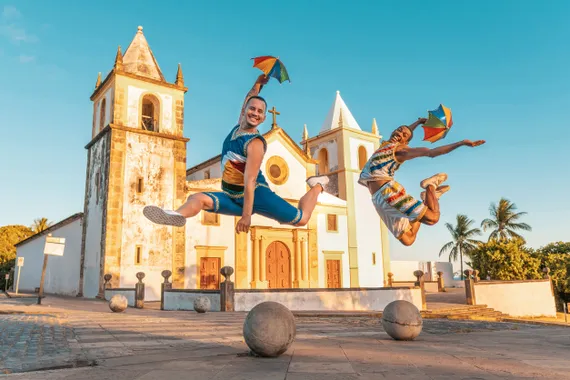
[422,104,453,143]
[251,55,291,83]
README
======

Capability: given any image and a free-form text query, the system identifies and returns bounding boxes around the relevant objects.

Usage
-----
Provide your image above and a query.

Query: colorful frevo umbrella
[251,56,291,84]
[422,104,453,143]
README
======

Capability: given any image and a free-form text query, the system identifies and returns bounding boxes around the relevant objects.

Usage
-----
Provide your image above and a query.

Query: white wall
[83,135,109,298]
[233,287,423,312]
[15,218,83,296]
[474,280,557,317]
[163,291,221,311]
[187,161,222,181]
[316,213,349,288]
[351,171,384,287]
[119,132,176,301]
[104,289,136,307]
[184,211,236,289]
[391,261,456,286]
[390,261,422,281]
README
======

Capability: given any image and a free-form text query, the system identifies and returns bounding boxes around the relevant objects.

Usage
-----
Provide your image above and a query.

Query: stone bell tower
[79,26,189,300]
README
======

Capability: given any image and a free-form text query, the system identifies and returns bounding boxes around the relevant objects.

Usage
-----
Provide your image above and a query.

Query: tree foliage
[466,238,541,281]
[31,217,53,233]
[439,214,482,279]
[531,241,570,305]
[0,225,34,270]
[481,198,531,242]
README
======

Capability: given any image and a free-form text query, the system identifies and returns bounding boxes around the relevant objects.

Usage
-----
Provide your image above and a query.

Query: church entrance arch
[265,241,291,289]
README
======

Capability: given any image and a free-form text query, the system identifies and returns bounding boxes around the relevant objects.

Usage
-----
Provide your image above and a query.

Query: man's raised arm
[395,139,486,163]
[237,74,269,125]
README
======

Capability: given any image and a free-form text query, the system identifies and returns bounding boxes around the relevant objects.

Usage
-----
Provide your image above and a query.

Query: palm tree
[31,218,53,233]
[481,198,531,241]
[439,214,482,280]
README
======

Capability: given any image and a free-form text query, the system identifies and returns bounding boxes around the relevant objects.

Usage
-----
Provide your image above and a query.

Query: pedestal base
[250,280,269,289]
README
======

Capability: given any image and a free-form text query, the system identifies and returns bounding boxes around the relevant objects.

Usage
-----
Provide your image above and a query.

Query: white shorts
[371,180,427,239]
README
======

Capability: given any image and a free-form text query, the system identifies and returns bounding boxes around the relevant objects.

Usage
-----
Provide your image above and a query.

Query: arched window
[99,98,106,131]
[358,146,367,170]
[141,94,160,132]
[318,148,329,175]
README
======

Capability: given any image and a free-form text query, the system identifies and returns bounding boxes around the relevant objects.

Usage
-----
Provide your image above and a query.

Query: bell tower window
[318,148,329,175]
[99,98,106,132]
[358,146,367,170]
[141,94,160,132]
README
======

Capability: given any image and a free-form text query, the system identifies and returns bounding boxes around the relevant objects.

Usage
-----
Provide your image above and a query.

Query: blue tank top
[220,125,268,198]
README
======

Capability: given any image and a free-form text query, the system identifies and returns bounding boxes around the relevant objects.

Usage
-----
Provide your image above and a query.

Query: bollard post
[161,270,172,311]
[135,272,145,309]
[464,270,475,305]
[413,270,426,310]
[437,271,445,292]
[220,266,235,312]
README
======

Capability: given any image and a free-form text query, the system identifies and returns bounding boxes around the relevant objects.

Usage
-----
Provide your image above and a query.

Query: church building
[14,27,392,301]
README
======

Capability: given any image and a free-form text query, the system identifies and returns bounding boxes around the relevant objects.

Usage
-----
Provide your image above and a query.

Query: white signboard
[44,236,66,256]
[17,257,24,267]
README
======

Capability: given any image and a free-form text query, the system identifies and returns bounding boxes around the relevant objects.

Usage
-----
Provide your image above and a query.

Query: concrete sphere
[382,300,423,341]
[193,296,211,313]
[109,294,128,313]
[243,301,296,357]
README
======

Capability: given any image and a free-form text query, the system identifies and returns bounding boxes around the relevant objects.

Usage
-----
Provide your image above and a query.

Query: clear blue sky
[1,0,568,272]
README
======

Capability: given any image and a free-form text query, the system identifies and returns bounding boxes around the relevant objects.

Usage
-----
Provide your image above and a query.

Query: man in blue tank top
[143,74,329,233]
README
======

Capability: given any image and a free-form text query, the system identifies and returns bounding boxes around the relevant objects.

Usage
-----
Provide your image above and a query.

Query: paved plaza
[1,295,570,379]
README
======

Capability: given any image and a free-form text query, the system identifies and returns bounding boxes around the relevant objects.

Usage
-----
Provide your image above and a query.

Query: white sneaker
[306,175,330,192]
[143,205,186,227]
[420,173,448,190]
[421,185,450,202]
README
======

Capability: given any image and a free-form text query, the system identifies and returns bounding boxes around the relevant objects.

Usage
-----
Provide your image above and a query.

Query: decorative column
[387,272,394,287]
[258,236,268,288]
[250,231,268,289]
[293,231,301,287]
[250,234,259,288]
[301,237,308,285]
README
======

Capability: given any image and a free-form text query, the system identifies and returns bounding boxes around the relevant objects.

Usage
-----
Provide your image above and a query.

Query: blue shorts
[202,185,303,225]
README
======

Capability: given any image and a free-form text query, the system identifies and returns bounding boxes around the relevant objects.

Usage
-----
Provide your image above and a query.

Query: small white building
[13,213,83,296]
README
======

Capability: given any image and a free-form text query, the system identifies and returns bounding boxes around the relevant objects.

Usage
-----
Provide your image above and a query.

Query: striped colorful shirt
[220,125,268,198]
[358,141,402,186]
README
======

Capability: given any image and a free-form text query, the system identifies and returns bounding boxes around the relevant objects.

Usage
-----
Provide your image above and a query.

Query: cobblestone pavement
[1,296,570,379]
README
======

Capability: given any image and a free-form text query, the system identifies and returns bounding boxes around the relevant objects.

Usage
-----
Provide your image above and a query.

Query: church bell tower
[301,91,391,287]
[79,26,189,299]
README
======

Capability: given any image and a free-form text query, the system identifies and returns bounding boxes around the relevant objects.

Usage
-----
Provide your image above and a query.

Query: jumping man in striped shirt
[358,118,485,246]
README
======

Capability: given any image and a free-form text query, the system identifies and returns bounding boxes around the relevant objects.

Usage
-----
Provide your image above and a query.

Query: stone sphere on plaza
[193,296,211,313]
[109,294,128,313]
[243,301,296,357]
[382,300,423,341]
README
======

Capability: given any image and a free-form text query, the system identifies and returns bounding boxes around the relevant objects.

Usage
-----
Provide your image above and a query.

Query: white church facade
[15,27,392,301]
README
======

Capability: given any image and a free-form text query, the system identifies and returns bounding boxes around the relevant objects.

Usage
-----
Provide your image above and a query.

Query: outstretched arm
[395,140,485,163]
[407,117,427,132]
[235,138,265,233]
[237,74,269,125]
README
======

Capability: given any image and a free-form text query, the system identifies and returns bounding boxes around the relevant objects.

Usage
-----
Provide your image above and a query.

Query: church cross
[268,106,280,129]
